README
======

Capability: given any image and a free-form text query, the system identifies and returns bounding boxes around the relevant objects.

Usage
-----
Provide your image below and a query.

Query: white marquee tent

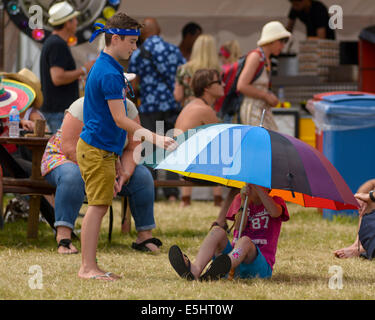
[4,0,375,77]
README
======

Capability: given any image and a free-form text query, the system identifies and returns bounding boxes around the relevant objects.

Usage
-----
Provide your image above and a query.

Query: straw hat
[0,77,36,118]
[0,68,43,109]
[257,21,291,46]
[48,1,80,26]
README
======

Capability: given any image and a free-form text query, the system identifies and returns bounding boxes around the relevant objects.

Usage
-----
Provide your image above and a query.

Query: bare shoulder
[175,99,213,130]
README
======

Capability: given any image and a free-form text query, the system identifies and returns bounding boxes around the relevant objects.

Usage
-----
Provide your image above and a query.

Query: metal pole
[237,195,248,239]
[259,109,266,127]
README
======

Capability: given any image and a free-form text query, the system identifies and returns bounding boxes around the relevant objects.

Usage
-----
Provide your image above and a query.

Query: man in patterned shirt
[128,17,186,201]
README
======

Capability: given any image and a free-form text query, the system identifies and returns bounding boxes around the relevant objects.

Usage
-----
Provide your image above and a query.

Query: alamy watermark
[328,265,343,290]
[28,265,43,290]
[28,5,43,30]
[133,122,243,175]
[329,5,343,30]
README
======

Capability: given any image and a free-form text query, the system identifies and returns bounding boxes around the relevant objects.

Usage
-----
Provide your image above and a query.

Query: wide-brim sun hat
[257,21,291,46]
[48,1,80,26]
[0,68,43,109]
[0,77,36,118]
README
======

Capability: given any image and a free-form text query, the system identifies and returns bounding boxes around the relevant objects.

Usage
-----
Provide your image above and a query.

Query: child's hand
[20,119,34,131]
[155,135,178,151]
[113,159,126,196]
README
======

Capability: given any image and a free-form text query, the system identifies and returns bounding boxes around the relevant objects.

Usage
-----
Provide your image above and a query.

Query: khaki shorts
[76,138,118,206]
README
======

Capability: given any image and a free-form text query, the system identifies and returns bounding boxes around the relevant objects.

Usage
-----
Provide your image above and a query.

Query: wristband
[81,66,87,75]
[370,190,375,202]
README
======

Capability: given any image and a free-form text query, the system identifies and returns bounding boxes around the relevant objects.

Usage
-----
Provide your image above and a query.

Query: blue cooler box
[313,93,375,219]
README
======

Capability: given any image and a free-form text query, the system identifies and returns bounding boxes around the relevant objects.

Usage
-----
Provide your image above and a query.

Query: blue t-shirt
[80,51,127,155]
[128,35,186,114]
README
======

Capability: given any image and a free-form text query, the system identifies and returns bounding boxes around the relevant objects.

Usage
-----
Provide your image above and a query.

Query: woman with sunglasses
[174,69,224,208]
[236,21,291,130]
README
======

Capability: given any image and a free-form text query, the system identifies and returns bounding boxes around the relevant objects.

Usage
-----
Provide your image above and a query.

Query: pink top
[41,129,72,176]
[226,194,289,269]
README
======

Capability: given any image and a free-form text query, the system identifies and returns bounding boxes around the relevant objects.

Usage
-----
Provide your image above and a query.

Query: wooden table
[0,136,51,239]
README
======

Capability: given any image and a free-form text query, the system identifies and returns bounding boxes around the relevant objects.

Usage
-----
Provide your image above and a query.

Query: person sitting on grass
[334,178,375,259]
[168,183,289,281]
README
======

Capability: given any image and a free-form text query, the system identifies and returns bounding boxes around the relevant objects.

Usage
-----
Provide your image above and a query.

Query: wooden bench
[3,177,55,195]
[2,177,218,238]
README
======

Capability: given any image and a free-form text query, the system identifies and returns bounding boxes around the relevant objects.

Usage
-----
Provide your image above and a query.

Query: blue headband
[89,23,141,43]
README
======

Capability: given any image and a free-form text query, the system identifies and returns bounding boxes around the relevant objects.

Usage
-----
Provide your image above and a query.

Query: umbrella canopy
[145,123,358,210]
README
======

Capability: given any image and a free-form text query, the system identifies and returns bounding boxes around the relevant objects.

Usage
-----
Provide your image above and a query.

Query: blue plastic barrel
[313,92,375,219]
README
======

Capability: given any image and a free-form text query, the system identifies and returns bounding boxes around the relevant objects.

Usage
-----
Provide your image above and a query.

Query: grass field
[0,197,374,300]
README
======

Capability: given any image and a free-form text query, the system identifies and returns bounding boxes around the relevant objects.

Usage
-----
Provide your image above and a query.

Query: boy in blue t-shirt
[76,13,177,281]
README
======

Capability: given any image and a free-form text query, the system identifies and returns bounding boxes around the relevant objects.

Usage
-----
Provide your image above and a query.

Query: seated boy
[168,183,289,280]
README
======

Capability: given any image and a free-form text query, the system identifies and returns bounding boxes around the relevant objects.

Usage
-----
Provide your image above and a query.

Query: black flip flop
[168,245,195,281]
[199,254,231,281]
[131,237,163,252]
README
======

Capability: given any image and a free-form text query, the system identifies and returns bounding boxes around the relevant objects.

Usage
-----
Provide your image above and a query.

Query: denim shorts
[221,240,272,279]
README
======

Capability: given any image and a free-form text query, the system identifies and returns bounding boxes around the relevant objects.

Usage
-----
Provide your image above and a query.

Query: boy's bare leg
[190,226,228,279]
[78,205,121,280]
[228,236,257,269]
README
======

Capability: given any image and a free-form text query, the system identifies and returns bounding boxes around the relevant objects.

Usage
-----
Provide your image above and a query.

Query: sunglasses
[279,38,289,44]
[208,80,222,86]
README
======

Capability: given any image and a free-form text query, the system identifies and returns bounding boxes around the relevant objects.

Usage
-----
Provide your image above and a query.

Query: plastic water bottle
[278,86,285,103]
[8,106,20,138]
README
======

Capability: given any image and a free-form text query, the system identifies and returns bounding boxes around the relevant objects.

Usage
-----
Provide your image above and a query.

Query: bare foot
[334,244,362,259]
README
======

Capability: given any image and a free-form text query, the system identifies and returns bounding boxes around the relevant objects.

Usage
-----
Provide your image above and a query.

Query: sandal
[57,238,78,254]
[168,245,195,281]
[131,237,163,252]
[90,272,119,281]
[199,254,231,281]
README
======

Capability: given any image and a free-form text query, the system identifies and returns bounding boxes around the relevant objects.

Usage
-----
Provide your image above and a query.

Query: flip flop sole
[168,245,195,281]
[199,254,232,281]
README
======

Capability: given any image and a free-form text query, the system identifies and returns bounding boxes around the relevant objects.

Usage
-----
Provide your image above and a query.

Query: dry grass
[0,197,375,300]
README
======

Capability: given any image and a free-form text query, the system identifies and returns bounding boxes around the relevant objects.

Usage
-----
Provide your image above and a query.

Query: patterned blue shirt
[128,35,186,114]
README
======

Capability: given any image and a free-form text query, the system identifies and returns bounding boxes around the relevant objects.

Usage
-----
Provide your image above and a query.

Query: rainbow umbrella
[144,123,358,210]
